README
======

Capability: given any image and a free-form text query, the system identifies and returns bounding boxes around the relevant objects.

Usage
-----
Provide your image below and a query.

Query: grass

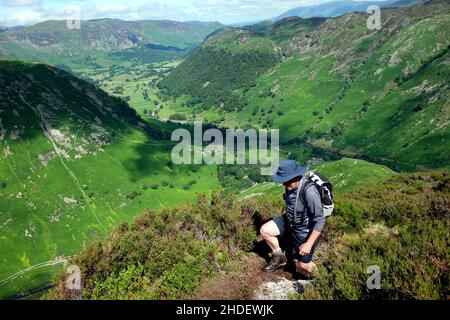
[0,61,221,299]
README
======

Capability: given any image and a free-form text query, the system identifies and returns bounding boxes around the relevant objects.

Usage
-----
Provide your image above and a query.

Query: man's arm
[299,187,325,256]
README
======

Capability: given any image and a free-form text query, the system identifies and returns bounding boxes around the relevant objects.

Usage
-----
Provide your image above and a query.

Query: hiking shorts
[272,214,320,264]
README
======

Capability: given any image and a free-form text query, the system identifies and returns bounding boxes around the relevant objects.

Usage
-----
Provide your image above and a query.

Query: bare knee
[260,221,279,238]
[260,223,269,238]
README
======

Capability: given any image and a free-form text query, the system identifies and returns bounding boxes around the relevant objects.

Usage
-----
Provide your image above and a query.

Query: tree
[183,184,192,190]
[151,183,159,190]
[169,113,187,121]
[161,180,170,187]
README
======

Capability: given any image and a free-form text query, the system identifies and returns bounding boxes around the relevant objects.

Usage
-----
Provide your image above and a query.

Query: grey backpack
[294,171,335,218]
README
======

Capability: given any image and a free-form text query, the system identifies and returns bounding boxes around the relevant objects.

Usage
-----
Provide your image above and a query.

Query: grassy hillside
[46,170,449,300]
[0,60,221,298]
[0,19,223,73]
[158,29,281,112]
[157,1,450,172]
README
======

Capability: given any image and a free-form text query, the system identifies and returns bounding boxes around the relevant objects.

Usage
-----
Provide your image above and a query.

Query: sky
[0,0,383,26]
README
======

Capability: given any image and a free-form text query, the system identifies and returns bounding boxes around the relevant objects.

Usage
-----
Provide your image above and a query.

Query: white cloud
[0,0,385,26]
[6,9,42,24]
[2,0,42,6]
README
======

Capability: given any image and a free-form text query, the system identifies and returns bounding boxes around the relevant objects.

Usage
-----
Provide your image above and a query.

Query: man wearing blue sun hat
[260,159,326,277]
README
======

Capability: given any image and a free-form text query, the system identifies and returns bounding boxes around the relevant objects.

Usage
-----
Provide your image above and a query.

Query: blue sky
[0,0,381,26]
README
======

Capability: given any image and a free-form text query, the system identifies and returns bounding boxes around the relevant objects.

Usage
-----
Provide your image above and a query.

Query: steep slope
[0,19,223,72]
[158,28,282,112]
[0,60,220,298]
[46,171,449,300]
[158,1,450,171]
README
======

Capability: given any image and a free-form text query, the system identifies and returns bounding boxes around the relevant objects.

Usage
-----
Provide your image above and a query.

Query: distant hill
[0,19,223,72]
[158,1,450,171]
[276,0,425,20]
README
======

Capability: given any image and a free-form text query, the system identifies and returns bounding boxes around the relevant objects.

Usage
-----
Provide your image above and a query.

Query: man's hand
[299,242,313,256]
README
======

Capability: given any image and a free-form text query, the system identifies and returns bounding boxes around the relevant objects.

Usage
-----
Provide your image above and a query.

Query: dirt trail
[0,258,67,287]
[195,252,312,300]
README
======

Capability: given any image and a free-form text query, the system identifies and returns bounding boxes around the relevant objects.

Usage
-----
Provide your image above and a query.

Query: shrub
[47,191,283,300]
[46,172,449,300]
[91,264,155,300]
[169,113,187,121]
[183,184,192,191]
[297,171,449,300]
[126,191,140,200]
[161,180,170,187]
[151,183,159,190]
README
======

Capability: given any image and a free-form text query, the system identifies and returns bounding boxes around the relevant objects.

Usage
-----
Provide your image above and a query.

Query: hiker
[260,160,326,277]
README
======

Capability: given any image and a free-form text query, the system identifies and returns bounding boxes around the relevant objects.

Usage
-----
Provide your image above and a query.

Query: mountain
[0,60,220,298]
[0,19,223,73]
[275,0,425,20]
[158,0,450,172]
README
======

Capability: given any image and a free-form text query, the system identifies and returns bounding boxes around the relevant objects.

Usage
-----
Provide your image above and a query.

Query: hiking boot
[262,253,287,272]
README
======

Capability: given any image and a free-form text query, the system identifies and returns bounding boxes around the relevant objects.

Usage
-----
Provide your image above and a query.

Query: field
[86,61,181,119]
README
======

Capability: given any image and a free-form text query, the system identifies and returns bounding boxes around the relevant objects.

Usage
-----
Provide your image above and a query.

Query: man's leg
[296,237,320,278]
[260,220,281,251]
[260,218,287,272]
[299,261,317,274]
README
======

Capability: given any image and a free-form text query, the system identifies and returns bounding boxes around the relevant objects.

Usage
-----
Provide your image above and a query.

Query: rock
[63,197,77,205]
[0,118,5,141]
[38,151,56,166]
[253,277,312,300]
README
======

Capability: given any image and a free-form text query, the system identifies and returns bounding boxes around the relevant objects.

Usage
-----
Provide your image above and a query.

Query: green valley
[0,60,220,298]
[0,0,448,302]
[157,0,450,172]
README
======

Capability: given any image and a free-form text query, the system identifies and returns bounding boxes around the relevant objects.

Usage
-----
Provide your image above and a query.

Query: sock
[273,248,283,255]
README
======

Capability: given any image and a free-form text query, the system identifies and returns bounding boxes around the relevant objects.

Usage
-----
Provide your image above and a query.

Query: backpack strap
[293,178,314,221]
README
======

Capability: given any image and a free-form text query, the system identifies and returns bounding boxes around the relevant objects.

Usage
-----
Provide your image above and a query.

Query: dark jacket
[285,183,325,238]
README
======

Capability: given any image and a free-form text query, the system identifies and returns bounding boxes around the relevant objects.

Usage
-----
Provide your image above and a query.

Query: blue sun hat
[271,160,307,184]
